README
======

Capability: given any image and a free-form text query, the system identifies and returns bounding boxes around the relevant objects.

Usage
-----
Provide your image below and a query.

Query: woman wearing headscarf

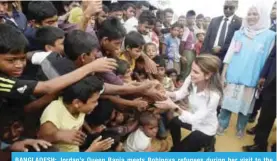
[218,1,276,138]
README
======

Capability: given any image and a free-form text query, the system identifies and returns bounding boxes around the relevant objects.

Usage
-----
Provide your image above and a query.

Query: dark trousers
[254,97,276,147]
[169,117,214,152]
[250,97,263,119]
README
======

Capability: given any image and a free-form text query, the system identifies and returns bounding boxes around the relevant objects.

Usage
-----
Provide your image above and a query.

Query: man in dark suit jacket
[201,0,242,61]
[243,41,276,152]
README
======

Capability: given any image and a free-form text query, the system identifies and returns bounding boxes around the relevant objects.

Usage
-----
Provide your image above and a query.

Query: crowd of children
[0,0,276,157]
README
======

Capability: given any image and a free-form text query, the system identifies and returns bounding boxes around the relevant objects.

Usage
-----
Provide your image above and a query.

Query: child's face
[90,17,96,28]
[145,45,157,59]
[169,72,177,82]
[2,121,24,143]
[142,120,158,138]
[171,27,180,37]
[138,22,153,35]
[197,33,205,42]
[48,38,64,55]
[129,47,142,60]
[176,80,184,88]
[0,53,26,77]
[102,38,123,54]
[125,7,135,19]
[79,48,98,66]
[154,22,163,33]
[157,66,166,77]
[78,92,101,114]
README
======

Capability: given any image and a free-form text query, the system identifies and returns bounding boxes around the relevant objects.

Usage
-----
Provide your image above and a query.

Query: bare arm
[34,58,116,95]
[24,94,58,113]
[38,122,62,143]
[100,95,137,108]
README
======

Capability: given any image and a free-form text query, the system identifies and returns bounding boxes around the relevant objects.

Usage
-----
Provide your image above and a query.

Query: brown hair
[191,54,223,97]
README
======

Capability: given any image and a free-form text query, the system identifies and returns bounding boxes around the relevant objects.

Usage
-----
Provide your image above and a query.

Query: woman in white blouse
[155,54,223,152]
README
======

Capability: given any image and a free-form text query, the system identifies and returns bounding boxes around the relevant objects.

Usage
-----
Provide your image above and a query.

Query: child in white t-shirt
[123,112,158,152]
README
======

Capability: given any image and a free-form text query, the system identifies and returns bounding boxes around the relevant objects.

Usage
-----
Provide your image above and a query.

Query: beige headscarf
[241,1,271,38]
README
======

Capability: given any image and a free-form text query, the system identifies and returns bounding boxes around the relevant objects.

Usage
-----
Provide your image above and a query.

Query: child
[95,5,109,33]
[25,1,58,51]
[153,56,175,92]
[175,75,184,89]
[115,59,132,83]
[123,112,159,152]
[38,76,114,152]
[122,3,135,22]
[166,68,178,85]
[119,31,145,72]
[162,22,182,74]
[194,30,205,55]
[35,26,65,55]
[144,43,158,60]
[0,24,114,112]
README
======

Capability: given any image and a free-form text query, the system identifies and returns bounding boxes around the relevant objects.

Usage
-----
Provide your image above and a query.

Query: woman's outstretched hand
[155,97,178,110]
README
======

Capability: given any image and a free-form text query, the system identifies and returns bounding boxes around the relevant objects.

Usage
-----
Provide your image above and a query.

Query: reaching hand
[212,46,221,54]
[87,136,114,152]
[144,57,158,74]
[89,57,118,73]
[9,139,52,152]
[132,97,148,111]
[83,0,102,18]
[155,97,178,110]
[57,130,87,146]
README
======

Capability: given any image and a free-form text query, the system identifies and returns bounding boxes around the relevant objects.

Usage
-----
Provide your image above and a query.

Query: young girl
[155,54,223,152]
[145,42,158,60]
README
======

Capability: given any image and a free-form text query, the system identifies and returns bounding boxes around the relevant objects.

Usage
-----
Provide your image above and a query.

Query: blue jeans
[218,109,250,132]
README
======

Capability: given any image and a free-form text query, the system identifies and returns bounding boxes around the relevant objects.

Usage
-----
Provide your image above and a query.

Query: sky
[166,0,275,18]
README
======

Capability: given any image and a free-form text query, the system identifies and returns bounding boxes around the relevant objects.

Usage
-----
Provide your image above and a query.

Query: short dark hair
[164,8,174,14]
[0,24,29,55]
[85,99,116,126]
[171,22,182,29]
[35,26,65,50]
[64,30,99,61]
[136,1,150,9]
[109,3,122,12]
[97,17,126,41]
[0,107,24,137]
[196,14,204,19]
[139,111,158,126]
[186,10,196,17]
[166,68,178,76]
[138,10,156,25]
[124,31,145,49]
[27,1,57,23]
[115,59,130,76]
[62,75,104,104]
[153,55,166,67]
[176,75,184,82]
[102,4,110,13]
[122,3,135,11]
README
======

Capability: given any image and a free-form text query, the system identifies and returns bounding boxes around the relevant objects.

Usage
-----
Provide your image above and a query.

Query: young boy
[0,23,116,110]
[162,22,182,74]
[123,112,159,152]
[120,31,145,72]
[136,10,156,43]
[25,1,58,51]
[122,3,135,22]
[35,26,65,55]
[194,30,205,55]
[153,56,175,92]
[38,76,114,152]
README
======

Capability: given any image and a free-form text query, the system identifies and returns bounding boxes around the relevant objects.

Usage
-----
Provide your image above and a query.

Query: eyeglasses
[224,6,235,10]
